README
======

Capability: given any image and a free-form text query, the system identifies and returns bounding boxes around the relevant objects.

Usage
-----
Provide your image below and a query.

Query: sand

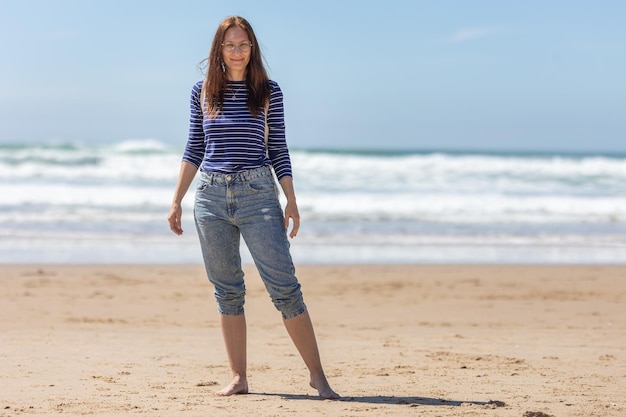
[1,264,624,417]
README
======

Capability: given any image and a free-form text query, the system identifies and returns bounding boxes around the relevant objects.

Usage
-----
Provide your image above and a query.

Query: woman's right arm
[169,82,205,235]
[167,161,199,235]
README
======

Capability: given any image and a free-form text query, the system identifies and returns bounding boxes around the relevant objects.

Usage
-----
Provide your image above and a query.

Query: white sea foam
[2,140,626,263]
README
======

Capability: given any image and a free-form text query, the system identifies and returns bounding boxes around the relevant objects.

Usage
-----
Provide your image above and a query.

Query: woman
[167,16,339,399]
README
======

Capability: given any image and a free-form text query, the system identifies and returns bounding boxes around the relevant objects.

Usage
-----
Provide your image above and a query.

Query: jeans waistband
[200,165,272,184]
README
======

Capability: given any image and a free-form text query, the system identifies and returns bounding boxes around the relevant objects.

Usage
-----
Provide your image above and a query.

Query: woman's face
[221,26,251,79]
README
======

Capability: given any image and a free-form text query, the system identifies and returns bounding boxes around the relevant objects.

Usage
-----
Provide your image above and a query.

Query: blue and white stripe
[182,79,293,180]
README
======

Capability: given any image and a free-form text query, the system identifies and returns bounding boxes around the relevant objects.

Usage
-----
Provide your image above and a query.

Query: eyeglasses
[221,42,252,53]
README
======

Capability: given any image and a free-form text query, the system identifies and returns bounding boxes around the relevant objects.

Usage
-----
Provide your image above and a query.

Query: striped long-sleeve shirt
[182,79,293,180]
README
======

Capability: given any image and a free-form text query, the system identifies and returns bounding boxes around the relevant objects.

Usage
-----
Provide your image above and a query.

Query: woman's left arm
[278,176,300,238]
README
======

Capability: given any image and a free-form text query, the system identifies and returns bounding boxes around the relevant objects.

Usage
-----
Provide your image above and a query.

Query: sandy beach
[1,264,624,416]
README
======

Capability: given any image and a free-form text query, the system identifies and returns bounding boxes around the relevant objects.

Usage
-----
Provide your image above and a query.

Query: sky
[1,0,625,152]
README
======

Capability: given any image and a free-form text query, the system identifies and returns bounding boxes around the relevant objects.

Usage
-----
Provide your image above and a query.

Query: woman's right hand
[168,162,199,236]
[167,203,184,235]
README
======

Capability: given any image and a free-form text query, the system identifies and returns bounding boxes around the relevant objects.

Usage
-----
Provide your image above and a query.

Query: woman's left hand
[284,201,300,238]
[278,176,300,238]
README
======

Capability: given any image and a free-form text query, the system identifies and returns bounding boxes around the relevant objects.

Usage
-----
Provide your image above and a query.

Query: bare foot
[310,375,340,400]
[216,375,248,396]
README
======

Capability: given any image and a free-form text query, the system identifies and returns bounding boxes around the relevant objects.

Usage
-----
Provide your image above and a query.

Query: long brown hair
[201,16,270,118]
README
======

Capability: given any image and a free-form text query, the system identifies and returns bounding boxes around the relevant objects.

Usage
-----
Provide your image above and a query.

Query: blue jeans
[193,166,306,319]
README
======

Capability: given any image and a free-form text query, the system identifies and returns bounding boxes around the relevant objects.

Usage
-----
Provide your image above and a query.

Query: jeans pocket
[196,179,208,192]
[246,176,275,192]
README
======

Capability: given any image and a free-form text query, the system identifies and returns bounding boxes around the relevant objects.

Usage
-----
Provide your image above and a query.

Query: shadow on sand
[250,392,506,407]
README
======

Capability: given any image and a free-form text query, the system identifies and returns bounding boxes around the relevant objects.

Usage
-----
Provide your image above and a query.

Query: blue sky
[1,0,625,152]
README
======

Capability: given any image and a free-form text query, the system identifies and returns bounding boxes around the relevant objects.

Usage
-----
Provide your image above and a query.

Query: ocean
[1,140,625,264]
